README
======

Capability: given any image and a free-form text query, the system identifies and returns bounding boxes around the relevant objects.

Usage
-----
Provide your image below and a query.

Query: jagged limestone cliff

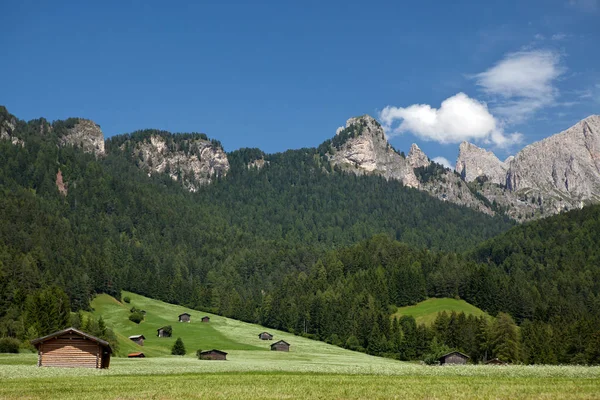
[59,119,105,156]
[456,115,600,218]
[456,142,507,185]
[328,116,420,188]
[123,134,229,192]
[327,115,493,214]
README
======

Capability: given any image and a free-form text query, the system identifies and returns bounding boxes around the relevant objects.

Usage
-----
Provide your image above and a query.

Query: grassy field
[2,293,599,399]
[393,298,491,325]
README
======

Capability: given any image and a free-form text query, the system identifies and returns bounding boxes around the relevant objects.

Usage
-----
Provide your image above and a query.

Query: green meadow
[393,298,491,325]
[1,292,599,399]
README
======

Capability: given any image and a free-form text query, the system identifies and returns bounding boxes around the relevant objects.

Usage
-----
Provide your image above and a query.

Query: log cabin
[178,313,191,322]
[258,332,273,340]
[270,340,290,352]
[129,334,145,346]
[201,316,210,323]
[198,349,227,360]
[30,327,112,369]
[439,351,470,365]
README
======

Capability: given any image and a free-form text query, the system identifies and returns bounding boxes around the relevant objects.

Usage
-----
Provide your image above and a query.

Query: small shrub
[129,312,144,324]
[196,349,203,359]
[172,337,186,355]
[0,337,21,353]
[123,296,131,303]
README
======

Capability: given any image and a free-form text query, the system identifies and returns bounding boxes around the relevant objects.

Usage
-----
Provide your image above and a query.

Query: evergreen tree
[172,337,186,355]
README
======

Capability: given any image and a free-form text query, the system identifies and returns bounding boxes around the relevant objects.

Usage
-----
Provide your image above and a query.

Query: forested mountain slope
[2,106,599,364]
[0,107,511,338]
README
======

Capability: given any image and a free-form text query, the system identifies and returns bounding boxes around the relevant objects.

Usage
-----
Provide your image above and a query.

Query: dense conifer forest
[1,107,599,364]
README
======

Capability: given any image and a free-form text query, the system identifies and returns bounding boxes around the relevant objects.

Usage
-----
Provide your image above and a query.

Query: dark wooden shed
[198,349,227,360]
[258,332,273,340]
[178,313,191,323]
[486,358,508,365]
[271,340,290,352]
[30,327,112,369]
[157,326,171,338]
[201,316,210,323]
[128,352,145,358]
[439,351,470,365]
[129,334,146,346]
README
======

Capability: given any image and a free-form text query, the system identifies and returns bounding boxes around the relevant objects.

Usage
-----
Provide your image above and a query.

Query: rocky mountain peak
[122,133,229,192]
[455,141,507,185]
[328,115,419,187]
[506,114,600,199]
[59,119,105,156]
[407,143,430,168]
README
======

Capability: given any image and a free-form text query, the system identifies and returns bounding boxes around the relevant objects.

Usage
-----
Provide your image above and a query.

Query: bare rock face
[406,143,430,169]
[248,158,269,169]
[456,115,600,219]
[328,115,420,188]
[56,170,68,196]
[59,119,105,156]
[455,142,507,185]
[128,135,229,192]
[0,113,23,146]
[507,116,600,200]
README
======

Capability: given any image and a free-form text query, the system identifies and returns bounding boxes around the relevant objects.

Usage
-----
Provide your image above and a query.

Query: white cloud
[432,157,452,169]
[379,92,521,147]
[551,33,568,41]
[474,50,564,123]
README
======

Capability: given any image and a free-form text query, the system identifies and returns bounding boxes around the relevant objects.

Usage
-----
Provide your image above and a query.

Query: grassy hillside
[393,298,491,325]
[91,291,395,368]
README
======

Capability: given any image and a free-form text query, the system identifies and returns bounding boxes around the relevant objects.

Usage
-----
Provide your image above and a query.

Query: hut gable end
[30,327,111,369]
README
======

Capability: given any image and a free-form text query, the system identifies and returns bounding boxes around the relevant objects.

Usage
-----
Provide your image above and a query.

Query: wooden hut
[178,313,191,323]
[486,358,508,365]
[128,352,145,358]
[270,340,290,352]
[157,326,171,338]
[30,327,112,369]
[258,332,273,340]
[198,349,227,360]
[129,334,145,346]
[439,351,469,365]
[201,316,210,323]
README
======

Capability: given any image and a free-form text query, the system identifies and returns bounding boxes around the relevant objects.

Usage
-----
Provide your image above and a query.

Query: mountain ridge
[2,104,599,220]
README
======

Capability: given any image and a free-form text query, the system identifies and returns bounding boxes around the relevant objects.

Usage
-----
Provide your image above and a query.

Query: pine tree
[171,337,186,355]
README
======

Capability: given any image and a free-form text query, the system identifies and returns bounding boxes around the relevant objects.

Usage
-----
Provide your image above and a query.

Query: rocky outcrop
[0,112,23,146]
[59,119,105,156]
[455,142,507,185]
[328,116,420,188]
[506,116,600,198]
[456,115,600,219]
[327,115,494,213]
[406,144,430,169]
[126,134,229,192]
[248,158,269,170]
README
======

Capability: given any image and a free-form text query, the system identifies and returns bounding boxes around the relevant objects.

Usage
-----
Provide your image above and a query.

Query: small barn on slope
[178,313,191,323]
[270,340,290,352]
[486,358,508,365]
[198,349,227,360]
[129,335,145,346]
[201,316,210,323]
[30,327,112,369]
[439,351,470,365]
[258,332,273,340]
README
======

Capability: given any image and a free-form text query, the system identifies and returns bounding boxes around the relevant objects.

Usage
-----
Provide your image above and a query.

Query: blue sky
[2,0,599,167]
